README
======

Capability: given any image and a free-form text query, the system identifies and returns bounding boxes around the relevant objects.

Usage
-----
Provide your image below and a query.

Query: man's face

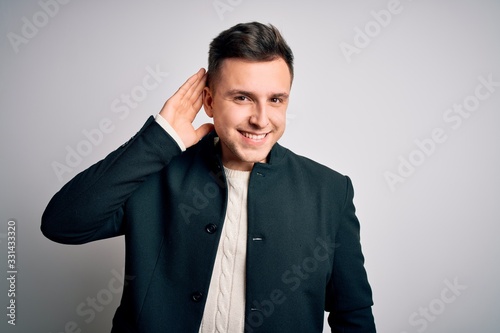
[203,57,291,171]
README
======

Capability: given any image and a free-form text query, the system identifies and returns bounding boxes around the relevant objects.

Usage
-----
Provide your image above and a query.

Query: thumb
[195,123,215,141]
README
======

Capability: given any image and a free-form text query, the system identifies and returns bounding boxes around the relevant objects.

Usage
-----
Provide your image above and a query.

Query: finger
[191,82,205,111]
[195,123,215,141]
[160,69,206,124]
[178,68,206,99]
[186,72,207,105]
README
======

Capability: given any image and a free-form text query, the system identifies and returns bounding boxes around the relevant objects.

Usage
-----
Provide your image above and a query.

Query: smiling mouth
[240,131,268,140]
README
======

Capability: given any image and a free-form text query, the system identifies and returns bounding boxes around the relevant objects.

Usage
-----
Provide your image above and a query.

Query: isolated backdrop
[1,0,499,332]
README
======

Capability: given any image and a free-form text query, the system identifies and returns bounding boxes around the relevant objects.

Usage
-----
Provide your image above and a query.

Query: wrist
[154,114,186,151]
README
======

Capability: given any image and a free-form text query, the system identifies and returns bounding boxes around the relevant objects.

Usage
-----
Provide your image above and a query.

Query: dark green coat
[42,117,375,332]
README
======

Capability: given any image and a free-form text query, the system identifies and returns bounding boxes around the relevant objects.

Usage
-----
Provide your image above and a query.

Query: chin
[220,138,273,167]
[240,151,270,164]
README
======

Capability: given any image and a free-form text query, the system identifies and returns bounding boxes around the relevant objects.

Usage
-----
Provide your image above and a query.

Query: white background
[1,0,499,332]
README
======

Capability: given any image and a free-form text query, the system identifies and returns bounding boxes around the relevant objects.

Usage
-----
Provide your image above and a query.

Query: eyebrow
[224,89,289,99]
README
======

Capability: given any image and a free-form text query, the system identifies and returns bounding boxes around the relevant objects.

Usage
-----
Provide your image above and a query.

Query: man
[42,22,376,332]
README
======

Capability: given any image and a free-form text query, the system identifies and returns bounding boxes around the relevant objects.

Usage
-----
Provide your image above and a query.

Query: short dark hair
[206,22,294,89]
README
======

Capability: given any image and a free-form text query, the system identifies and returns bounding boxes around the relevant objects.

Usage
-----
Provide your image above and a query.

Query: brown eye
[235,95,249,102]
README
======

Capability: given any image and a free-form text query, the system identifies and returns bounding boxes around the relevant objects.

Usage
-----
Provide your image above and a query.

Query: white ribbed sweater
[199,167,250,333]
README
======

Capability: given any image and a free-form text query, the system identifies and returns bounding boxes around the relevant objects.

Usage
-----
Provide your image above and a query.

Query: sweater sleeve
[41,116,182,245]
[326,176,376,332]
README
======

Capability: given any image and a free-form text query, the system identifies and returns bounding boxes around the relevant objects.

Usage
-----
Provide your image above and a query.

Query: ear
[203,87,214,118]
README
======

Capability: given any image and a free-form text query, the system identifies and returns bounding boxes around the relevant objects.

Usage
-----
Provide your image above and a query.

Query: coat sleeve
[41,116,182,244]
[325,176,376,332]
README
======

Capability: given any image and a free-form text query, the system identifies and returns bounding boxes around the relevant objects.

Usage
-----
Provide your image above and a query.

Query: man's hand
[159,68,214,148]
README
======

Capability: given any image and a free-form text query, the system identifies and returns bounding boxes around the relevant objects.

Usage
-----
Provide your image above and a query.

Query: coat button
[205,223,218,234]
[191,291,203,302]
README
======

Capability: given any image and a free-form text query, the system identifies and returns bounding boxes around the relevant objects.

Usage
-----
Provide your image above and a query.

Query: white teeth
[242,132,266,140]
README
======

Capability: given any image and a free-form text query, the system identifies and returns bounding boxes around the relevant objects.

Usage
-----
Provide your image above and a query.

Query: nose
[249,103,269,128]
